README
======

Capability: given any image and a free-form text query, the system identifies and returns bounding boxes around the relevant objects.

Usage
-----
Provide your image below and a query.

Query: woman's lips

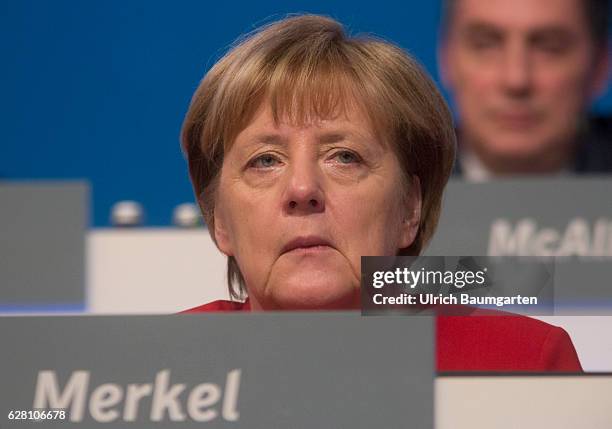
[281,236,334,254]
[285,245,334,255]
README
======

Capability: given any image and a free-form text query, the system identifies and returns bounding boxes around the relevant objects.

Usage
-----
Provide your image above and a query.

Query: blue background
[2,0,610,226]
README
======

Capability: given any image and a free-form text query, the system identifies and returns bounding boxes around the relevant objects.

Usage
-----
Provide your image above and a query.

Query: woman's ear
[399,176,422,249]
[213,206,234,256]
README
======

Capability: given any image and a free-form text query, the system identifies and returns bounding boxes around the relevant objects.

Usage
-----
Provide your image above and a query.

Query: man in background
[439,0,610,180]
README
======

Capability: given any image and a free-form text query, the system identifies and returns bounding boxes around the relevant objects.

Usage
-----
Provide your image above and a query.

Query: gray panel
[427,177,612,255]
[426,178,612,312]
[0,182,86,305]
[0,313,434,428]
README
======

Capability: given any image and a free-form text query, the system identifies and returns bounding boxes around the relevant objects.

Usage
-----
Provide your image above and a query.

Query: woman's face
[213,102,421,310]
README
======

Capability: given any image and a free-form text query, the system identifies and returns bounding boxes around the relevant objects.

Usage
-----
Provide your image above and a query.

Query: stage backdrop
[2,0,611,226]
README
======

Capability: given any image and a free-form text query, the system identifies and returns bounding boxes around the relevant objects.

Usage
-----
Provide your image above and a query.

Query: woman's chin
[264,258,360,310]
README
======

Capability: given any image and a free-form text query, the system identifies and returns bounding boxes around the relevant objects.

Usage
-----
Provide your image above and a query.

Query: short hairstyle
[182,14,456,299]
[441,0,610,51]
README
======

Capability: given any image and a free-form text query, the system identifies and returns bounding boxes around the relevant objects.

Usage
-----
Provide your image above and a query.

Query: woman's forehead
[253,100,369,128]
[227,98,389,150]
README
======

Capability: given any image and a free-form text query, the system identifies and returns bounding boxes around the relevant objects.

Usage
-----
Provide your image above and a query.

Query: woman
[181,15,581,372]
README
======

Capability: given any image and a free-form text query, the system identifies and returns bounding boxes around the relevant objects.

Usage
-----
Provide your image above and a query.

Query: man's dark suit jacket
[453,116,612,175]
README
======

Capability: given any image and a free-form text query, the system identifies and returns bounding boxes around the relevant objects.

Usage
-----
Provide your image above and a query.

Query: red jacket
[182,300,583,372]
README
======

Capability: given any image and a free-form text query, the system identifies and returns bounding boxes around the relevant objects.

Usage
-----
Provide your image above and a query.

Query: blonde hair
[181,14,456,299]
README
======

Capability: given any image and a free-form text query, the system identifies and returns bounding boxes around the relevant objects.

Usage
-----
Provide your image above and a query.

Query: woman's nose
[283,163,325,215]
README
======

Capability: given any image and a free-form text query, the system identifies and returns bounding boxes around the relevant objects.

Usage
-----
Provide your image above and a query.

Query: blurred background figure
[439,0,611,180]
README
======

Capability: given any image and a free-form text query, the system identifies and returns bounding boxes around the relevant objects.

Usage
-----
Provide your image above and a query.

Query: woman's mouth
[281,236,334,254]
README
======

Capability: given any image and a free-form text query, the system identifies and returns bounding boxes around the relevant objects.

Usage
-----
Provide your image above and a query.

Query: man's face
[441,0,607,169]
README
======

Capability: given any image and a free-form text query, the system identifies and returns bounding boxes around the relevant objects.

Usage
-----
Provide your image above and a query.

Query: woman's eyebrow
[318,132,347,144]
[247,133,285,146]
[318,129,374,144]
[242,130,370,147]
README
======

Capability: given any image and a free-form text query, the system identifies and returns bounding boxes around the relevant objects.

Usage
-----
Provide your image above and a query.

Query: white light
[110,201,144,227]
[172,203,202,228]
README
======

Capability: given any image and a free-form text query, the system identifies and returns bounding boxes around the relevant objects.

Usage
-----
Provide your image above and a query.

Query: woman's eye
[250,154,279,169]
[333,150,361,164]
